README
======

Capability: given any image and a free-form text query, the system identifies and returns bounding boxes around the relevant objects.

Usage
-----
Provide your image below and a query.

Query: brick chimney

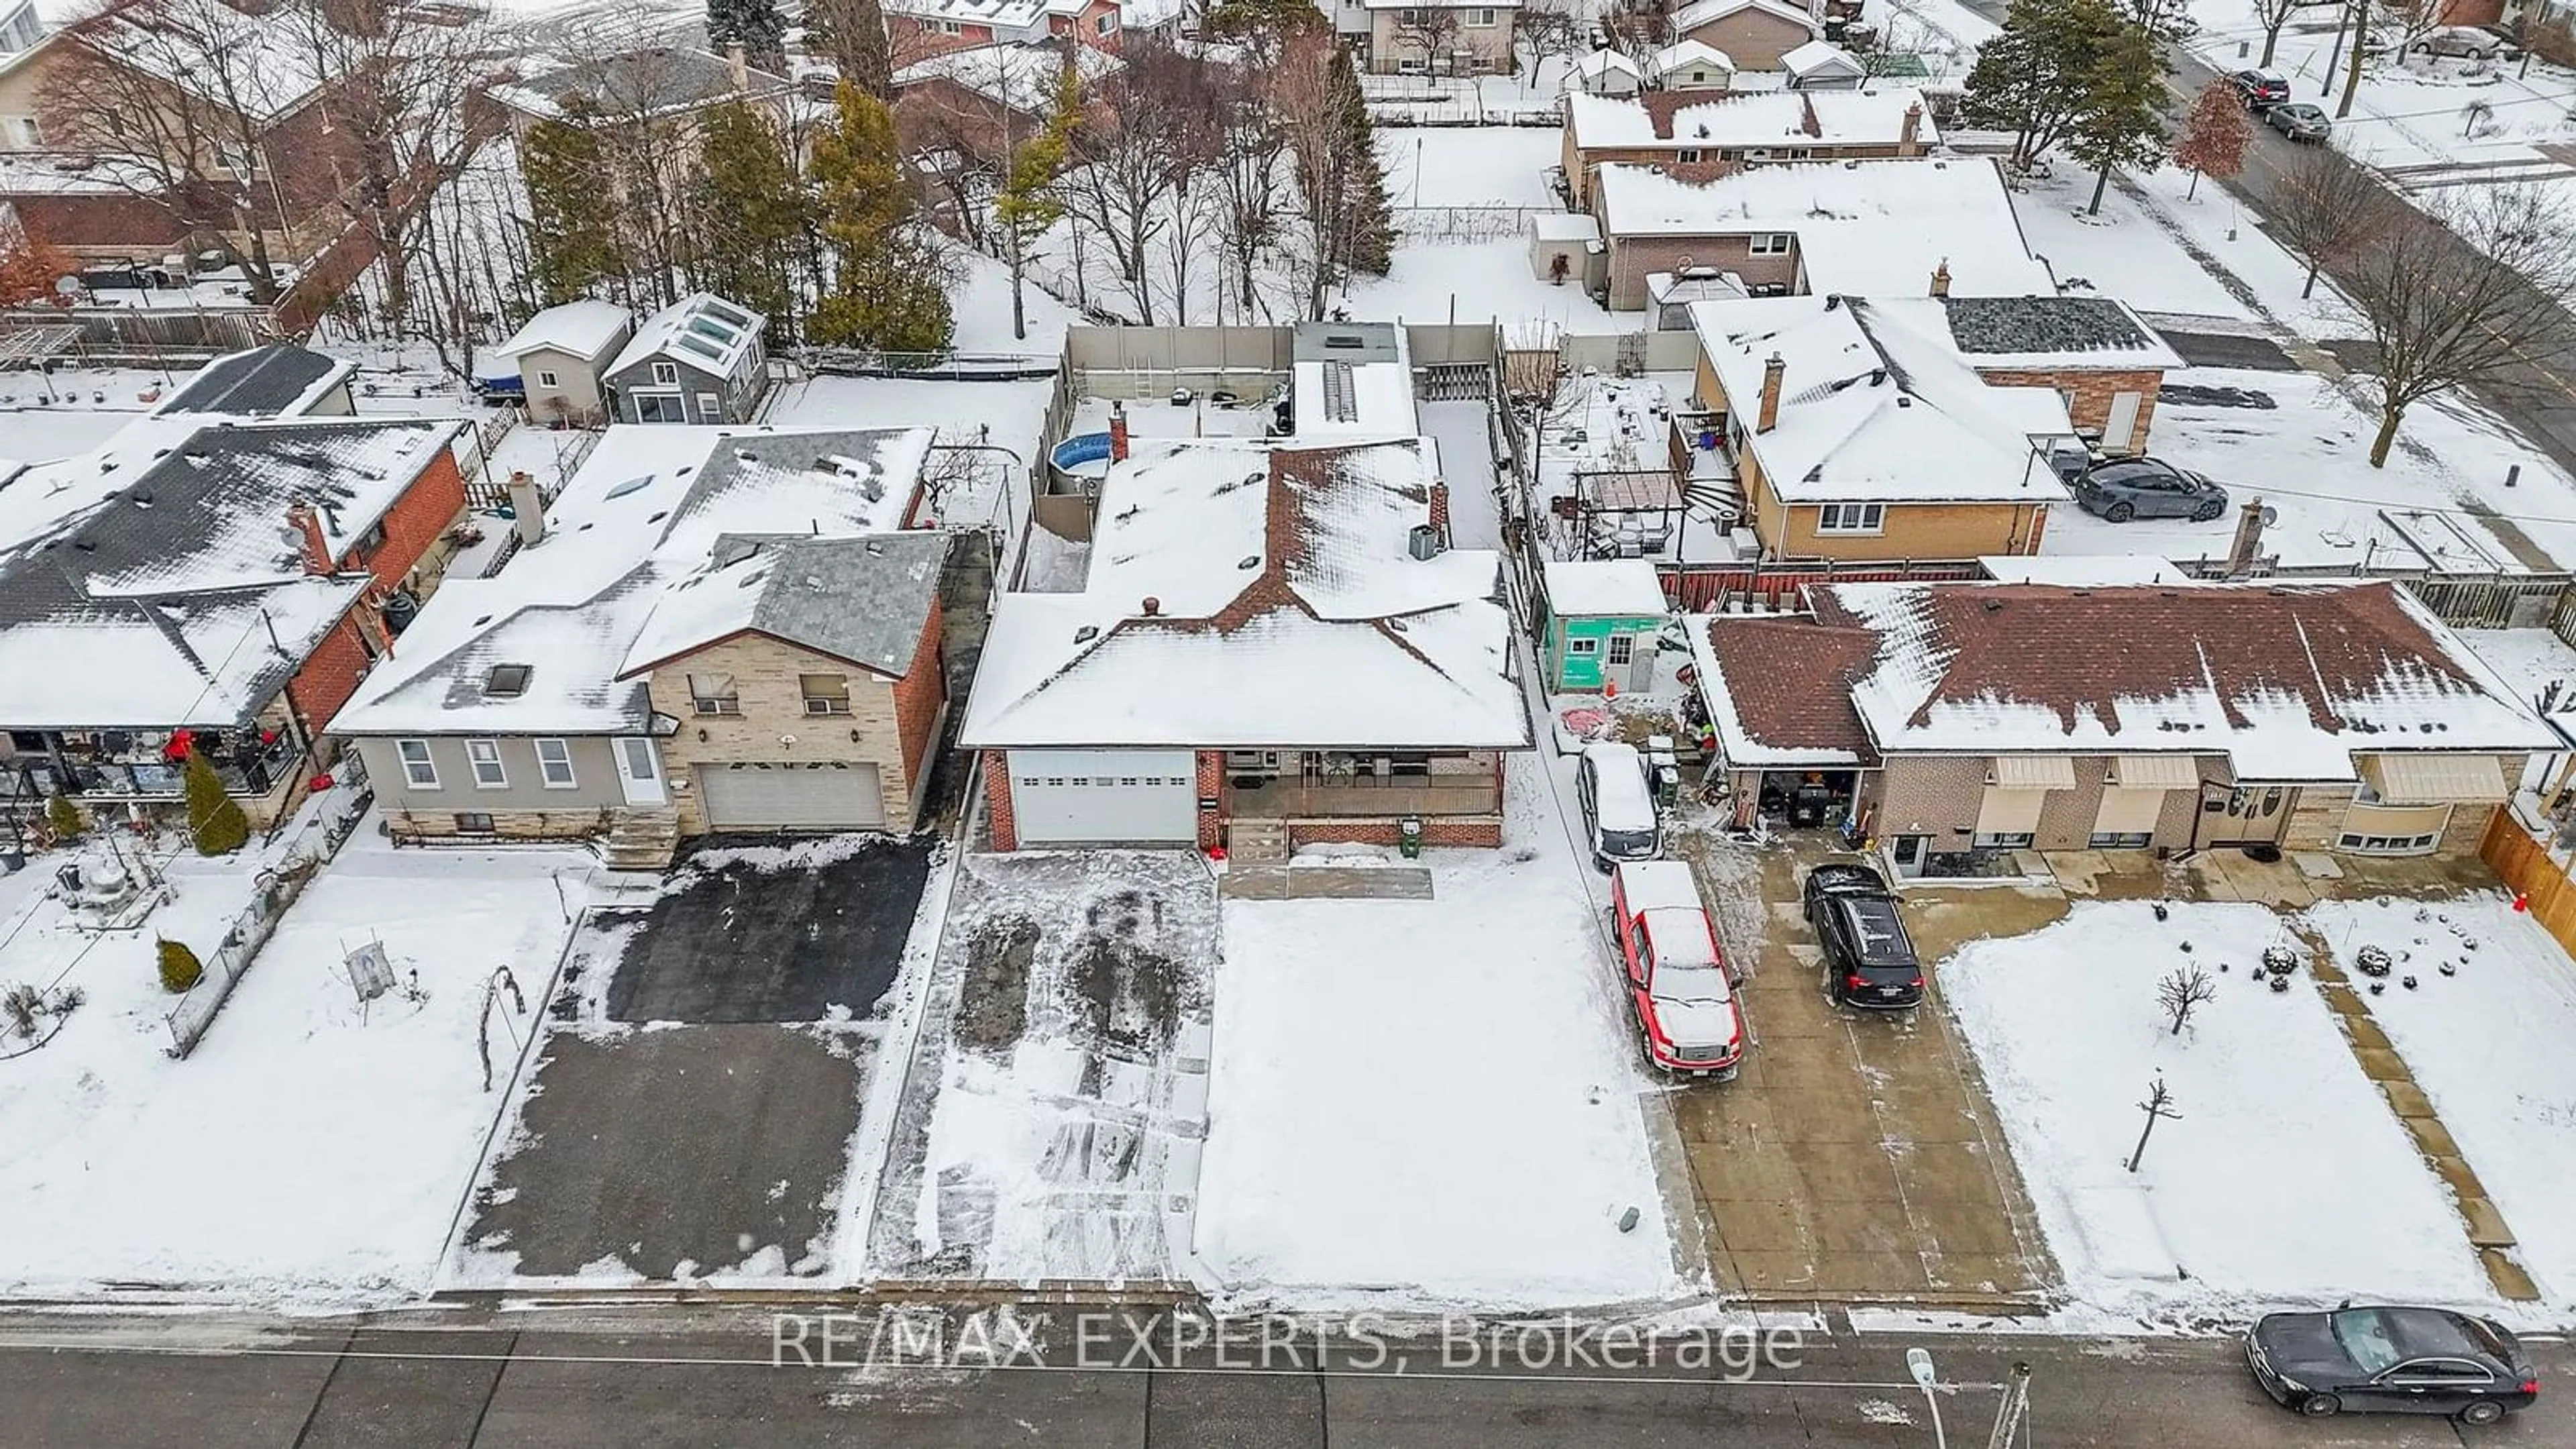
[506,469,544,545]
[2227,495,2267,577]
[1900,101,1923,152]
[285,502,333,575]
[1428,482,1451,543]
[1756,352,1784,434]
[1142,595,1161,617]
[1109,400,1130,462]
[1930,259,1952,298]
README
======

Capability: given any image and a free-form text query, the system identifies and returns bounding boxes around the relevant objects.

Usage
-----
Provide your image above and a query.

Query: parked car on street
[1803,863,1925,1010]
[2410,25,2509,59]
[2070,456,2232,523]
[1577,739,1662,872]
[1609,861,1746,1078]
[2230,68,2292,109]
[2267,103,2333,142]
[2246,1304,2539,1425]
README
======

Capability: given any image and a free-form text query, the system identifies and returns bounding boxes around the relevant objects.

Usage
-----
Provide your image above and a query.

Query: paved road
[1,1310,2567,1446]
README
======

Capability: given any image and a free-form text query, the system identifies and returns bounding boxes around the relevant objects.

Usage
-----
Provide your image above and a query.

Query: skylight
[484,663,533,698]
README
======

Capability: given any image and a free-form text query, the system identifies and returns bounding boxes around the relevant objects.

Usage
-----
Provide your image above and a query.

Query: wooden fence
[2480,807,2576,964]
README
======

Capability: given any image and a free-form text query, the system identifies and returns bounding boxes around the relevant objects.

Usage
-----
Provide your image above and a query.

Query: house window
[1606,634,1635,665]
[1676,148,1703,163]
[1972,830,2035,849]
[688,672,739,715]
[1095,11,1116,32]
[453,812,495,833]
[1398,7,1421,20]
[219,142,255,177]
[535,738,576,788]
[1466,5,1497,23]
[651,362,678,386]
[2088,831,2152,849]
[930,17,962,33]
[397,739,438,789]
[1747,232,1793,256]
[1816,502,1885,534]
[7,116,39,148]
[801,674,852,715]
[1566,637,1599,656]
[695,390,720,418]
[537,369,559,388]
[466,738,507,788]
[355,521,387,557]
[2339,830,2442,855]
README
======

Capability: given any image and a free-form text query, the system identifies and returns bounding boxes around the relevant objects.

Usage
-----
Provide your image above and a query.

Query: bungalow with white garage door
[963,434,1531,858]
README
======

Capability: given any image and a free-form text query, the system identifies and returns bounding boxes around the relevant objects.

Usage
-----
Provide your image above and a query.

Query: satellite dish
[53,274,80,295]
[2260,506,2280,529]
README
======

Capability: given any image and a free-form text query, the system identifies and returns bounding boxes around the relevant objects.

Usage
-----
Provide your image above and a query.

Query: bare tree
[2156,965,2218,1035]
[1064,43,1222,326]
[2125,1075,2179,1173]
[2247,0,2298,66]
[2343,182,2576,467]
[1387,5,1464,74]
[1211,83,1289,323]
[1518,0,1587,87]
[2265,147,2393,299]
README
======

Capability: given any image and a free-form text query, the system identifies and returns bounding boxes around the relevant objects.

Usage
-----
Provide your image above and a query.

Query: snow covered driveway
[1943,901,2494,1322]
[1195,762,1692,1310]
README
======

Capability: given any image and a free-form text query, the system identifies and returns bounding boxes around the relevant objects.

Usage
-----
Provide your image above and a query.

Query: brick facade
[1604,232,1801,309]
[384,807,612,841]
[355,447,469,592]
[1196,749,1224,851]
[893,596,948,793]
[1285,816,1505,849]
[282,613,378,744]
[983,751,1019,849]
[1975,366,2164,450]
[647,633,926,833]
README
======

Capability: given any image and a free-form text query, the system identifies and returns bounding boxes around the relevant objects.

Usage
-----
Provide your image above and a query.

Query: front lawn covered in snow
[2308,896,2576,1309]
[1941,901,2493,1322]
[1196,759,1691,1310]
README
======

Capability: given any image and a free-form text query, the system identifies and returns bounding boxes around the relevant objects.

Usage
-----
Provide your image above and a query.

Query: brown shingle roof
[1702,613,1882,763]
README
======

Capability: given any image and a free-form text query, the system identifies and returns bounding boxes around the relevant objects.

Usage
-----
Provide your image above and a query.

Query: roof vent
[1075,624,1100,643]
[1142,596,1161,616]
[1896,396,1912,408]
[473,614,494,627]
[1238,554,1261,570]
[1982,598,2004,612]
[735,448,757,462]
[484,663,531,698]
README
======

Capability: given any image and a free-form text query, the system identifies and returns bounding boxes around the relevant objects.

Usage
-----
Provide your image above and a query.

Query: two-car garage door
[1007,749,1198,845]
[696,761,885,830]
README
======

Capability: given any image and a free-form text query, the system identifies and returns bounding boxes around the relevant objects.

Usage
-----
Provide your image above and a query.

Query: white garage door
[696,761,885,830]
[1008,749,1198,845]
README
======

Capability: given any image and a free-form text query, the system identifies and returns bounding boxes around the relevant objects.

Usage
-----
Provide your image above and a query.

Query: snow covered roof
[1690,294,2076,504]
[1532,212,1603,244]
[1781,40,1863,78]
[1693,581,2560,782]
[333,425,934,736]
[498,46,794,123]
[0,417,463,728]
[893,40,1122,113]
[1563,50,1642,92]
[1564,88,1933,152]
[1977,555,2186,586]
[494,300,633,362]
[620,531,947,680]
[1652,40,1737,75]
[963,437,1530,750]
[62,1,329,123]
[1670,0,1821,38]
[881,0,1067,26]
[151,344,354,419]
[1684,609,1880,767]
[1592,159,2048,297]
[1291,321,1417,440]
[609,292,767,379]
[1544,559,1668,618]
[1866,294,2186,372]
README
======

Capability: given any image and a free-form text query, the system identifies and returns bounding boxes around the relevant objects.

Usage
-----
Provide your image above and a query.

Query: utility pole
[1985,1362,2033,1449]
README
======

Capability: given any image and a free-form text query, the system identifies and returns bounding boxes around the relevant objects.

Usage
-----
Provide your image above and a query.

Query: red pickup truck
[1610,861,1746,1080]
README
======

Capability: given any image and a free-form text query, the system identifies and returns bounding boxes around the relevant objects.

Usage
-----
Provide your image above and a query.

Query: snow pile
[1197,755,1692,1310]
[0,824,593,1303]
[2306,896,2576,1308]
[1942,900,2493,1321]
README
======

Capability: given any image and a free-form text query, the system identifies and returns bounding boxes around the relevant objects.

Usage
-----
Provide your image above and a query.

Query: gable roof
[495,300,634,362]
[152,343,354,419]
[619,531,949,680]
[1921,294,2185,371]
[1781,39,1864,77]
[609,292,766,379]
[1688,611,1881,765]
[1651,40,1737,75]
[894,40,1122,113]
[1566,87,1932,151]
[1670,0,1821,40]
[498,46,794,123]
[963,437,1529,750]
[1690,294,2075,504]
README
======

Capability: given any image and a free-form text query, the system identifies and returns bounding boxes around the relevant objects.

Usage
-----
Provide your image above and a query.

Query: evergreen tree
[807,81,954,356]
[182,751,249,857]
[521,100,625,305]
[805,0,892,98]
[157,938,203,994]
[44,793,84,841]
[994,61,1081,343]
[1960,0,2123,170]
[1329,48,1394,279]
[2068,12,2168,215]
[694,101,807,338]
[706,0,789,75]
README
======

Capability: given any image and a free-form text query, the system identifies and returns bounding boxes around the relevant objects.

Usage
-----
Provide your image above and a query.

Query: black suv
[1803,863,1925,1010]
[2230,68,2292,109]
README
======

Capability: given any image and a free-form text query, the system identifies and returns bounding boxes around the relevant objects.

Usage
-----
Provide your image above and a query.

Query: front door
[2198,782,2288,845]
[616,737,667,806]
[1891,834,1928,877]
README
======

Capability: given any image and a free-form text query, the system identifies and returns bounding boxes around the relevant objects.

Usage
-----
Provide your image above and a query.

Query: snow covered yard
[1942,900,2496,1324]
[0,824,592,1302]
[2307,896,2576,1309]
[1195,757,1693,1311]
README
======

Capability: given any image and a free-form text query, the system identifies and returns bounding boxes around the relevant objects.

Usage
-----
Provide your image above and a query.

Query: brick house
[963,435,1531,856]
[1359,0,1522,76]
[0,415,468,830]
[892,39,1122,168]
[1682,580,2557,873]
[1587,156,2049,309]
[1558,87,1934,207]
[332,425,947,860]
[1898,294,2184,452]
[883,0,1128,62]
[1680,292,2080,561]
[1667,0,1823,71]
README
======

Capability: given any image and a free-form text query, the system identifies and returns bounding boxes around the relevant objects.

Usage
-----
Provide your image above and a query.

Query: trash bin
[1399,816,1424,859]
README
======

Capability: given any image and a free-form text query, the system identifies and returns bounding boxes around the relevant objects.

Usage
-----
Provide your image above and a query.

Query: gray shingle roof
[155,344,347,417]
[1937,296,2158,359]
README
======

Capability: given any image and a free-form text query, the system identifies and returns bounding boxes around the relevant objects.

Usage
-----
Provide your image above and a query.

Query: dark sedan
[2229,68,2291,109]
[2070,457,2231,523]
[2246,1304,2539,1426]
[1803,863,1923,1010]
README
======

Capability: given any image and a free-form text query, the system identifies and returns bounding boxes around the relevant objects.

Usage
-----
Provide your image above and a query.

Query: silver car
[2267,103,2332,143]
[2409,26,2506,60]
[2071,458,2231,523]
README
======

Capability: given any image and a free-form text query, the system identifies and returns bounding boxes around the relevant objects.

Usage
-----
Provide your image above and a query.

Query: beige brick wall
[1761,499,2050,562]
[384,808,609,841]
[1368,9,1515,74]
[1876,755,2210,853]
[647,636,917,834]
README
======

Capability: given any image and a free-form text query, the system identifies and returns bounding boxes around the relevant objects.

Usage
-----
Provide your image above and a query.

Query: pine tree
[806,0,892,98]
[2171,77,2251,201]
[1329,48,1395,279]
[2068,17,2168,215]
[706,0,789,74]
[994,61,1081,343]
[694,101,807,338]
[44,793,84,841]
[182,751,249,856]
[521,101,625,305]
[158,938,203,994]
[807,81,954,356]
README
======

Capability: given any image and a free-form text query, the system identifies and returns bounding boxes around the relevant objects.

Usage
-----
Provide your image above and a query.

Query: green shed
[1540,559,1672,693]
